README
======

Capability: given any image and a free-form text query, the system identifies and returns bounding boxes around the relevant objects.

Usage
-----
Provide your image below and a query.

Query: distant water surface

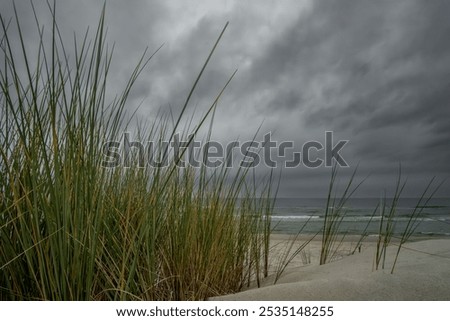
[270,198,450,237]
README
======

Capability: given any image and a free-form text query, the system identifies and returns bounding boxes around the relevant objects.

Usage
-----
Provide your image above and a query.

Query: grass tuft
[319,164,366,265]
[0,3,274,300]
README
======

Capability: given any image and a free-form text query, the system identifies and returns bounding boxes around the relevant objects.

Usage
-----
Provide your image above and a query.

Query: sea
[270,198,450,237]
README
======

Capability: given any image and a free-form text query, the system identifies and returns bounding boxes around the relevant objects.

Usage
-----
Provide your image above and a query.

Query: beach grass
[374,167,406,270]
[390,176,444,273]
[0,4,274,300]
[373,166,444,273]
[319,165,365,265]
[273,218,318,284]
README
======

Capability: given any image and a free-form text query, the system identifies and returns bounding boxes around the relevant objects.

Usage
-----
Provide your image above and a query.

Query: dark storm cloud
[1,0,449,196]
[148,16,235,112]
[238,0,450,195]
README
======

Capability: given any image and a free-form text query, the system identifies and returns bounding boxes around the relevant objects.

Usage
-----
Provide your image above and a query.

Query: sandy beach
[210,235,450,300]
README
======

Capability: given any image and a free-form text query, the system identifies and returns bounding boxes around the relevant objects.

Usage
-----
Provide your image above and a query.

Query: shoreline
[270,232,450,242]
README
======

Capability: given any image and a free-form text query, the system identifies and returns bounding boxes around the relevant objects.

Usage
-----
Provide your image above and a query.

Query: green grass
[0,4,274,300]
[373,166,444,273]
[374,167,406,270]
[273,217,319,284]
[319,165,366,265]
[318,165,443,272]
[390,176,444,273]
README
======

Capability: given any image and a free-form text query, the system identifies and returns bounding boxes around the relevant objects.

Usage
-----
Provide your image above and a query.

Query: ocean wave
[419,232,450,237]
[271,215,449,222]
[272,215,320,220]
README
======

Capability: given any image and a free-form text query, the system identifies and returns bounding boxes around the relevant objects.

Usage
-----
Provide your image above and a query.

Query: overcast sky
[2,0,450,197]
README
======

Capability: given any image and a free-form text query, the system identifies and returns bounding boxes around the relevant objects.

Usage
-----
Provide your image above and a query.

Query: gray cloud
[1,0,449,197]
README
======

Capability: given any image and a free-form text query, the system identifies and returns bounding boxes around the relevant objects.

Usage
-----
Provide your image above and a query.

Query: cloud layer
[2,0,449,196]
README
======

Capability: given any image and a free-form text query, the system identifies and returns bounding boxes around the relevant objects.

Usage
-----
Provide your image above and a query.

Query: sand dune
[210,237,450,300]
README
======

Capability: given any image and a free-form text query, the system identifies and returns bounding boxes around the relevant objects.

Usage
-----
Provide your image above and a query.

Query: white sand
[210,235,450,300]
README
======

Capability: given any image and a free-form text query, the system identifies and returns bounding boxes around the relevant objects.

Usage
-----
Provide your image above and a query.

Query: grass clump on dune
[374,166,444,273]
[319,165,365,265]
[0,4,273,300]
